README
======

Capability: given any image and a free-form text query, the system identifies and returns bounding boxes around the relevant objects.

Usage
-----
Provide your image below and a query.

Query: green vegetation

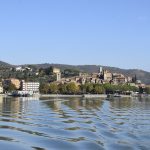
[93,84,105,94]
[144,87,150,94]
[66,82,79,94]
[39,83,50,94]
[63,69,80,77]
[103,83,138,94]
[39,67,53,76]
[0,66,56,84]
[3,83,17,92]
[49,83,58,94]
[40,82,80,94]
[58,84,67,94]
[40,82,139,95]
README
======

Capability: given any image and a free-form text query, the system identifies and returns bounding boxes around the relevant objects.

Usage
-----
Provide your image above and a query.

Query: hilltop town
[0,65,149,96]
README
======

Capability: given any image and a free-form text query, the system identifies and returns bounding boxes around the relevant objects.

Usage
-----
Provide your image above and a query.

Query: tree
[49,83,58,94]
[79,84,87,94]
[132,74,137,83]
[39,68,46,76]
[103,83,114,94]
[93,84,105,94]
[145,87,150,94]
[129,86,138,92]
[139,86,144,94]
[40,83,49,94]
[85,83,94,93]
[63,69,79,77]
[4,83,17,92]
[66,82,79,94]
[59,84,67,94]
[45,67,53,75]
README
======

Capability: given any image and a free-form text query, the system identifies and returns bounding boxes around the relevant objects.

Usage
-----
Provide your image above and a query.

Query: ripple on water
[0,97,150,150]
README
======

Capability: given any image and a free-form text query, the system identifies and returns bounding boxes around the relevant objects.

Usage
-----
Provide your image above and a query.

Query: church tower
[99,66,103,74]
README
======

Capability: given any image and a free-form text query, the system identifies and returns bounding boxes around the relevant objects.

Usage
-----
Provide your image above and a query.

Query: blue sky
[0,0,149,71]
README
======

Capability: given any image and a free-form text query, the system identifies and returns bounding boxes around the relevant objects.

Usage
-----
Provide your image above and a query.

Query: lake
[0,96,150,150]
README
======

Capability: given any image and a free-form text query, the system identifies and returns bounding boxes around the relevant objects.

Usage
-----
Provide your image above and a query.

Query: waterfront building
[0,82,3,93]
[21,80,40,93]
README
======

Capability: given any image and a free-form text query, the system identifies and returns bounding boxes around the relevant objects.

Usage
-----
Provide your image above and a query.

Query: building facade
[21,80,40,93]
[0,82,3,93]
[112,73,127,84]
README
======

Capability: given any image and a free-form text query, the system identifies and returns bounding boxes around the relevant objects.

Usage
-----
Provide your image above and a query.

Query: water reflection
[109,97,133,109]
[0,96,40,116]
[64,98,104,110]
[110,97,150,110]
[0,96,150,150]
[43,97,104,111]
[0,97,21,115]
[44,100,62,112]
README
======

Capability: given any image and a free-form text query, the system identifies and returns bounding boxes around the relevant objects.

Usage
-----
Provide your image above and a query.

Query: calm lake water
[0,96,150,150]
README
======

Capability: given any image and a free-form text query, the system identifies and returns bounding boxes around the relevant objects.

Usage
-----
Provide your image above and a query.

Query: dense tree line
[40,82,139,95]
[145,87,150,94]
[3,83,17,93]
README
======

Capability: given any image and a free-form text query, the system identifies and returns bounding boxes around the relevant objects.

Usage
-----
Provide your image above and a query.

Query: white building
[0,86,3,93]
[21,80,40,93]
[16,66,24,71]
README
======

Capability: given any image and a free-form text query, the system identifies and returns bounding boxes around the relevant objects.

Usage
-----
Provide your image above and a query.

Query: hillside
[0,61,150,84]
[0,61,12,68]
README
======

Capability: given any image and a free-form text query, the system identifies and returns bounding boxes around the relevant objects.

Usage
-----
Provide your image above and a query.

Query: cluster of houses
[54,67,146,88]
[0,66,146,95]
[14,66,33,72]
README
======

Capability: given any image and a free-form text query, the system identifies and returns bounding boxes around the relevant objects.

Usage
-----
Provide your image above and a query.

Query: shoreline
[0,94,109,98]
[1,93,150,98]
[40,94,107,98]
[40,94,82,98]
[39,94,132,98]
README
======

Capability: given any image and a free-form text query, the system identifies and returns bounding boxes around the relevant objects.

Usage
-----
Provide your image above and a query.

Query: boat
[106,93,121,100]
[113,93,121,97]
[11,91,33,97]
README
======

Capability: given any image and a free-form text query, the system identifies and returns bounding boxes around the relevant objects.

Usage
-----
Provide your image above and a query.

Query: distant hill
[0,61,150,84]
[0,61,12,68]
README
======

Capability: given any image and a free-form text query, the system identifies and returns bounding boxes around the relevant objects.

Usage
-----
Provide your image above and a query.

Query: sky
[0,0,150,71]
